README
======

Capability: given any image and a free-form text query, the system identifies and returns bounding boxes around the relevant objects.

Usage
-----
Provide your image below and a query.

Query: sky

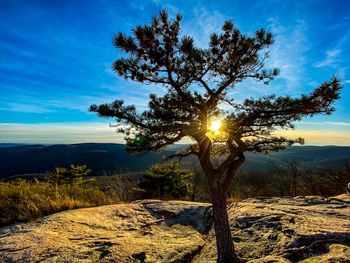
[0,0,350,145]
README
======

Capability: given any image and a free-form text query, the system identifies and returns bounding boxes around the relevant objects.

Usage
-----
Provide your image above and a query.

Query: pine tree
[63,165,92,186]
[47,167,66,186]
[47,165,92,187]
[139,162,193,199]
[47,167,66,199]
[90,10,341,263]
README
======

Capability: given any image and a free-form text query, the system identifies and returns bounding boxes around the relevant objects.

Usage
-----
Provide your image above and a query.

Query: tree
[283,160,300,197]
[47,167,66,199]
[139,162,193,199]
[63,164,92,186]
[89,10,341,263]
[346,161,350,194]
[47,167,66,187]
[47,165,92,187]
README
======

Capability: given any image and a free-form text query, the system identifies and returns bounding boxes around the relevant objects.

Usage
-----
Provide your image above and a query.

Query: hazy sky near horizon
[1,0,350,145]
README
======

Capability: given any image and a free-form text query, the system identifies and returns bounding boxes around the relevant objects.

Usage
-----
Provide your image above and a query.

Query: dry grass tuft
[0,180,115,226]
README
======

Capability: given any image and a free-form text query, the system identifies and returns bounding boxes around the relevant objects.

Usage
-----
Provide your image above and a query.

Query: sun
[209,119,222,133]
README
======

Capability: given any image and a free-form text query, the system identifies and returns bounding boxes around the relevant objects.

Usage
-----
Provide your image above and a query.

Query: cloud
[0,122,124,144]
[328,14,350,30]
[182,7,227,48]
[1,121,349,146]
[1,79,156,115]
[267,18,309,93]
[225,18,311,100]
[314,48,341,68]
[314,30,350,69]
[1,102,53,113]
[142,2,228,49]
[299,121,350,126]
[274,121,350,146]
[275,129,350,146]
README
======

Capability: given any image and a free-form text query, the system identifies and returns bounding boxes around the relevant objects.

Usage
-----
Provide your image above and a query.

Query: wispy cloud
[1,102,53,113]
[149,3,228,48]
[0,122,124,144]
[1,121,349,146]
[314,30,350,69]
[1,80,156,114]
[0,0,349,147]
[314,48,341,68]
[183,7,227,48]
[267,18,309,93]
[227,18,310,100]
[275,129,350,146]
[275,120,350,145]
[299,121,350,126]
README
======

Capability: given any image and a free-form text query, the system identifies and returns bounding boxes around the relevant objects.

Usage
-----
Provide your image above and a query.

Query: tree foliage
[138,162,193,200]
[47,165,92,186]
[90,10,341,188]
[89,10,341,262]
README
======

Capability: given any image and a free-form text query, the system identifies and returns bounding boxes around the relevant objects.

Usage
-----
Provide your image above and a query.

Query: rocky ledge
[0,195,349,262]
[195,194,350,263]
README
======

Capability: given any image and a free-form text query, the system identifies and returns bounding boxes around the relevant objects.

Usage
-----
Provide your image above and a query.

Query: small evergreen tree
[47,167,66,187]
[139,162,193,199]
[63,165,92,186]
[47,165,92,187]
[283,160,300,197]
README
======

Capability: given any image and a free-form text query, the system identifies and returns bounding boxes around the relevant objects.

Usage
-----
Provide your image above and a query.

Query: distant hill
[0,143,33,148]
[0,143,181,178]
[0,143,349,178]
[242,146,350,172]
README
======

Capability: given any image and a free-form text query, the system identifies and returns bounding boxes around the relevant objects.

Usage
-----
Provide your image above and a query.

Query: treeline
[94,160,350,202]
[1,161,349,227]
[104,161,350,202]
[232,161,350,199]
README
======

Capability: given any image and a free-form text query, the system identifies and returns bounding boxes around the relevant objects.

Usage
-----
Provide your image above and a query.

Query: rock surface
[0,195,349,262]
[194,194,350,263]
[0,200,211,263]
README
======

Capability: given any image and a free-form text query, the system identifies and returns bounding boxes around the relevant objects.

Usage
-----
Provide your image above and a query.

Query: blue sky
[0,0,350,144]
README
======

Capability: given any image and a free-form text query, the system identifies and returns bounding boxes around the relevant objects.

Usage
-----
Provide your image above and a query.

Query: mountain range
[0,143,349,178]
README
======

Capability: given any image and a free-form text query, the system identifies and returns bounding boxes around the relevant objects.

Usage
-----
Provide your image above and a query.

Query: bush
[47,164,93,186]
[0,180,114,227]
[93,172,144,202]
[138,162,193,200]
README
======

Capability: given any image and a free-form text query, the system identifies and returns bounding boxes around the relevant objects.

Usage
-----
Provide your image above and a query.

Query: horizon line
[1,142,350,147]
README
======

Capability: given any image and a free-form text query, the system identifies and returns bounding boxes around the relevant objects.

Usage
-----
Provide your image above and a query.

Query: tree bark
[195,133,243,262]
[210,186,241,263]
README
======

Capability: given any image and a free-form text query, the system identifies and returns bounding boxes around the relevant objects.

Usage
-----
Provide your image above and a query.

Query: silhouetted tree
[283,160,300,197]
[346,161,350,193]
[90,10,341,263]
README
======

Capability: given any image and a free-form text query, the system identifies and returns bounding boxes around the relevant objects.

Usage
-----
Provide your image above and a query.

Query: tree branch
[163,148,198,162]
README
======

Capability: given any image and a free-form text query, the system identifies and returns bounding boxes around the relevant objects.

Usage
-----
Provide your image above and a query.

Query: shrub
[138,162,193,200]
[0,180,114,227]
[93,172,143,202]
[47,164,93,186]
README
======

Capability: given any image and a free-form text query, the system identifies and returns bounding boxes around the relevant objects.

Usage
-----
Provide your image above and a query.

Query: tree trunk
[211,188,241,263]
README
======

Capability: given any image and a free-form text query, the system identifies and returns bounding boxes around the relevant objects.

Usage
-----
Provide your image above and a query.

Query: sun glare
[210,119,222,133]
